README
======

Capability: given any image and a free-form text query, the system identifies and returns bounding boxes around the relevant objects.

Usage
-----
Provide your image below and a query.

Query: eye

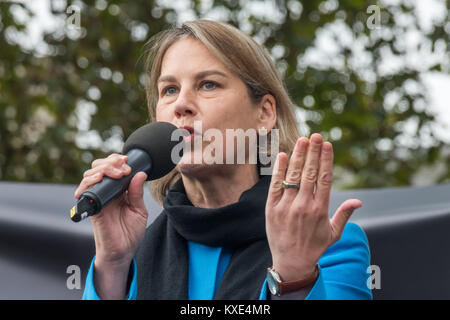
[162,86,178,96]
[201,81,218,90]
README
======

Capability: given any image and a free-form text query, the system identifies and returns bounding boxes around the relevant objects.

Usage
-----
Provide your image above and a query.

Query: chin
[176,153,224,177]
[177,153,205,173]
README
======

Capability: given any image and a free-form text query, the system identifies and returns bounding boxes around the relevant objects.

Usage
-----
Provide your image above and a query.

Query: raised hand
[265,134,362,281]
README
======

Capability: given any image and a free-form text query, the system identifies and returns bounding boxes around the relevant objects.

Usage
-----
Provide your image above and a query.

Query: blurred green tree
[0,0,448,188]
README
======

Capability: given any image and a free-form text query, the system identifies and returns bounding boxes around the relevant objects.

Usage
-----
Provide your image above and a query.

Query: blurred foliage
[0,0,448,188]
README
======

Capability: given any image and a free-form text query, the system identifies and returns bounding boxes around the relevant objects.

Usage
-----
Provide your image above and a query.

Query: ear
[257,94,277,132]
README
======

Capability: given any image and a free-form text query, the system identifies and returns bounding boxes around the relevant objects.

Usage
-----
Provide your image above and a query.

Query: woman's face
[155,37,262,175]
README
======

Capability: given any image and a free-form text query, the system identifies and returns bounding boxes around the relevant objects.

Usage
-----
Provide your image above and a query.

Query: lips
[178,125,199,143]
[179,125,194,135]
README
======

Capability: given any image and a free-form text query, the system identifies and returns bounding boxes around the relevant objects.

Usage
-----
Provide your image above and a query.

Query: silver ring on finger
[281,180,300,189]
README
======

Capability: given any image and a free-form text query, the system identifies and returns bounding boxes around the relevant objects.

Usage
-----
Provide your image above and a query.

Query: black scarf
[135,175,273,299]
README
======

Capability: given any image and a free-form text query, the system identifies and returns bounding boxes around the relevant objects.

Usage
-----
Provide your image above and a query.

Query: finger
[299,133,323,199]
[127,172,148,211]
[91,154,127,169]
[330,199,363,241]
[84,162,131,178]
[283,137,309,199]
[314,141,334,211]
[89,163,132,180]
[75,164,132,199]
[74,173,103,199]
[267,152,288,207]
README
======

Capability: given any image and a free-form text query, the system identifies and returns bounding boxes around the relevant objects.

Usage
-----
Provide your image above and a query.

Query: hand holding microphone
[71,122,183,299]
[71,121,183,222]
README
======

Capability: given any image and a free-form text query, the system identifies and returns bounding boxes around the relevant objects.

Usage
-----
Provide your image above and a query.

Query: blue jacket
[82,222,372,300]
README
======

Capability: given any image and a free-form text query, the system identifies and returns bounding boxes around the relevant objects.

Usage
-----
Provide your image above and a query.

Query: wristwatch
[266,265,318,296]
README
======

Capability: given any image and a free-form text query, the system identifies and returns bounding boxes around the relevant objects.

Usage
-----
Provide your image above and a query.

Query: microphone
[70,121,184,222]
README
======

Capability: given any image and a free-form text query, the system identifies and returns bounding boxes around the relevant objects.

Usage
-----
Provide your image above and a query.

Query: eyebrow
[157,70,228,84]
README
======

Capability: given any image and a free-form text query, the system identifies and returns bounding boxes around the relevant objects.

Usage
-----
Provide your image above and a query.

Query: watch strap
[275,265,319,296]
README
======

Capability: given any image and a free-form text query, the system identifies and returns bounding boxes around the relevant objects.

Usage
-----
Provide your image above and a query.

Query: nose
[173,87,197,119]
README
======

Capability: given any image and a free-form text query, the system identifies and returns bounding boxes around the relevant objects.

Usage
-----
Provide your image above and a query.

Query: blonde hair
[143,20,300,206]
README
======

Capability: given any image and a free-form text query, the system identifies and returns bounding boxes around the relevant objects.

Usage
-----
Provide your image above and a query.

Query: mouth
[178,125,199,142]
[178,125,195,135]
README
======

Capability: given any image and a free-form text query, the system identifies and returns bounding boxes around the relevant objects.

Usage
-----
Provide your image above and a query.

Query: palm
[265,134,362,281]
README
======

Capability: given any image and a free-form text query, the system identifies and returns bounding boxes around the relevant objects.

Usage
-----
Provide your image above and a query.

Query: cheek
[209,96,253,128]
[155,104,168,122]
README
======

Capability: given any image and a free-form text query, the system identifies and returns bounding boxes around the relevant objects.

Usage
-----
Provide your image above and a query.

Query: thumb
[127,172,148,210]
[330,199,362,241]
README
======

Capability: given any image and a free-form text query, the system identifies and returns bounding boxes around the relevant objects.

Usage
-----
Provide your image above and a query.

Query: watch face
[267,269,279,296]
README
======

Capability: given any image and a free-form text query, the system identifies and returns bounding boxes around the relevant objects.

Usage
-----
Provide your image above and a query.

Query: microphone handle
[70,149,152,222]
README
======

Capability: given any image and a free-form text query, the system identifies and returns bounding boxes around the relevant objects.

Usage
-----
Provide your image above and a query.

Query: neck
[180,164,260,209]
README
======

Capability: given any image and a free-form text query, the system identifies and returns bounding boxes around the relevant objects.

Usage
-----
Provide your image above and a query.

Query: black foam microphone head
[122,121,184,180]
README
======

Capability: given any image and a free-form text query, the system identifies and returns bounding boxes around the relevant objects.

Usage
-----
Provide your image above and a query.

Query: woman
[79,20,372,300]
